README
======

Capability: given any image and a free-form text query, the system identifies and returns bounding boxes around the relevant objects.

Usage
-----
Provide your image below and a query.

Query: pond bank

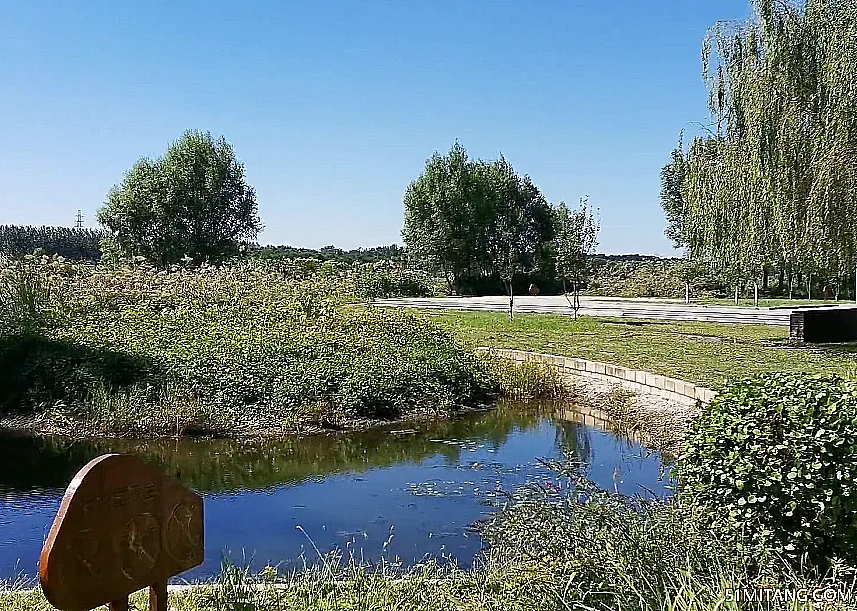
[481,347,714,456]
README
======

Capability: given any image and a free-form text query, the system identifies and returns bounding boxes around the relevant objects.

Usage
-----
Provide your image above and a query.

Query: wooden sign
[39,454,204,611]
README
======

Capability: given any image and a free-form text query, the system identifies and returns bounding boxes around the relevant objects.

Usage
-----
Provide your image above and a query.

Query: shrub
[677,372,857,567]
[0,259,497,434]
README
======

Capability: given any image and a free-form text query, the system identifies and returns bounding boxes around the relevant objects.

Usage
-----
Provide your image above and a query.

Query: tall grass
[479,462,857,610]
[0,255,56,332]
[488,356,570,400]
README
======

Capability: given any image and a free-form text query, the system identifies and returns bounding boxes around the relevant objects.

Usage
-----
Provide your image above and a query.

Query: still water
[0,400,672,582]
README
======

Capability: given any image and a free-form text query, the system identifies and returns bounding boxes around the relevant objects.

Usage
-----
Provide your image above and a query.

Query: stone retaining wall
[479,347,718,407]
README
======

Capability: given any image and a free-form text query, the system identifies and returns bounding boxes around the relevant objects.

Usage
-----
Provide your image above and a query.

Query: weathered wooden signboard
[39,454,204,611]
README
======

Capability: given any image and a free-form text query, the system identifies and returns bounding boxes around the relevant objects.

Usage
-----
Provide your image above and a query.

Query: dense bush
[677,373,857,567]
[586,259,723,299]
[0,258,494,436]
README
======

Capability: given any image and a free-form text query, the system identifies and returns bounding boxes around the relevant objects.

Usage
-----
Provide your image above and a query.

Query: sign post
[39,454,204,611]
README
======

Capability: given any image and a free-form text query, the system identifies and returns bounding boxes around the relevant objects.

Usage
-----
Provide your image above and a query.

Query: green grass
[429,310,857,389]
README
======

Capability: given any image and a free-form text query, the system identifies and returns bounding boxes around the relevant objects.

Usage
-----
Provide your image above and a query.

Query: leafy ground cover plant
[677,372,857,568]
[0,258,496,436]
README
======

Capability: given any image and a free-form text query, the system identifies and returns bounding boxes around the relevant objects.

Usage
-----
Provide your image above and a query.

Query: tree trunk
[685,281,690,305]
[778,266,785,294]
[572,279,579,321]
[807,273,812,301]
[507,280,514,322]
[788,269,793,299]
[753,280,759,308]
[762,266,768,290]
[734,284,739,306]
[562,278,574,312]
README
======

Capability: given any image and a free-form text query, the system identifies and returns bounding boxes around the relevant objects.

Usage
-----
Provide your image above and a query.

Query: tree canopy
[552,197,600,317]
[403,142,554,308]
[98,131,262,266]
[677,0,857,296]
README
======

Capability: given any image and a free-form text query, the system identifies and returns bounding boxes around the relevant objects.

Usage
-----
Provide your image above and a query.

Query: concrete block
[593,362,606,375]
[645,373,662,389]
[694,386,707,401]
[681,382,696,398]
[663,378,676,392]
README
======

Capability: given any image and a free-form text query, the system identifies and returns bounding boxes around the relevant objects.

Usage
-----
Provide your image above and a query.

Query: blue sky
[0,0,752,255]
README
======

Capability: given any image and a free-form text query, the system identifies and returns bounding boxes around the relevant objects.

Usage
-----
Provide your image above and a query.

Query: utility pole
[75,210,83,229]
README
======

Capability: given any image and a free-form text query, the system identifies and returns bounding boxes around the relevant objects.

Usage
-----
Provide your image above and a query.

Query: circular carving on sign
[165,503,201,564]
[119,513,161,580]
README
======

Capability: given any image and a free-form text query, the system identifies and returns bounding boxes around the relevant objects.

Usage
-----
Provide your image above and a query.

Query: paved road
[374,295,856,326]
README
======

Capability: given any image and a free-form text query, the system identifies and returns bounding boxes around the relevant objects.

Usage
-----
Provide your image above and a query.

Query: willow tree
[681,0,857,303]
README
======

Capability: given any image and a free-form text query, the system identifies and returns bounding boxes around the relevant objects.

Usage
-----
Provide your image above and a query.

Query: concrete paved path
[373,295,855,326]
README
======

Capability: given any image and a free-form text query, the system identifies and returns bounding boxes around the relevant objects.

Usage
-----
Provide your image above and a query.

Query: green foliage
[489,357,569,400]
[678,1,857,291]
[403,143,555,304]
[586,259,721,299]
[660,136,689,248]
[551,197,600,315]
[0,259,496,434]
[0,254,64,333]
[351,260,447,300]
[0,226,110,261]
[677,372,857,567]
[480,464,856,611]
[97,130,262,266]
[253,243,406,264]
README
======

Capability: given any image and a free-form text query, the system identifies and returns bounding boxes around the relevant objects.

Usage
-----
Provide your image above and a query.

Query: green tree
[659,136,689,249]
[402,142,484,293]
[476,156,555,320]
[98,131,262,266]
[680,0,857,303]
[552,197,600,319]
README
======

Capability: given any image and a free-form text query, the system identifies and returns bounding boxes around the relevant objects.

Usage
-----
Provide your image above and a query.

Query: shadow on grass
[0,332,164,415]
[602,320,669,327]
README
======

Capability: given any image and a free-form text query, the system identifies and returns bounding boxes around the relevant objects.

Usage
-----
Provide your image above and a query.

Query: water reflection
[0,399,672,581]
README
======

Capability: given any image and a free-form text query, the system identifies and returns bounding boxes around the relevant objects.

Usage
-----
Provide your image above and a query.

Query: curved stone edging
[478,347,718,408]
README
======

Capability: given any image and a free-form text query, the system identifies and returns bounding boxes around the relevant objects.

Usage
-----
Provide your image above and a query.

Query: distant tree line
[252,243,406,264]
[0,225,110,261]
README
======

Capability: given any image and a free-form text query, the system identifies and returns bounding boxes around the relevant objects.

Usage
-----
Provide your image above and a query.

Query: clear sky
[0,0,753,255]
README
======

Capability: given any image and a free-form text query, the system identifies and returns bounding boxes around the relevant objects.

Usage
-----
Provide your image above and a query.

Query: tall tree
[679,0,857,302]
[402,142,484,292]
[552,197,600,319]
[660,136,690,248]
[476,156,555,320]
[98,131,262,266]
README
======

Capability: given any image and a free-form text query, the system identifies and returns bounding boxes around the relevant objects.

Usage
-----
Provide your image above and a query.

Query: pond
[0,400,672,582]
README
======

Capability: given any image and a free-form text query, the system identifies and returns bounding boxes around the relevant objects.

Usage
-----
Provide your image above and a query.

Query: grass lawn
[429,310,857,389]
